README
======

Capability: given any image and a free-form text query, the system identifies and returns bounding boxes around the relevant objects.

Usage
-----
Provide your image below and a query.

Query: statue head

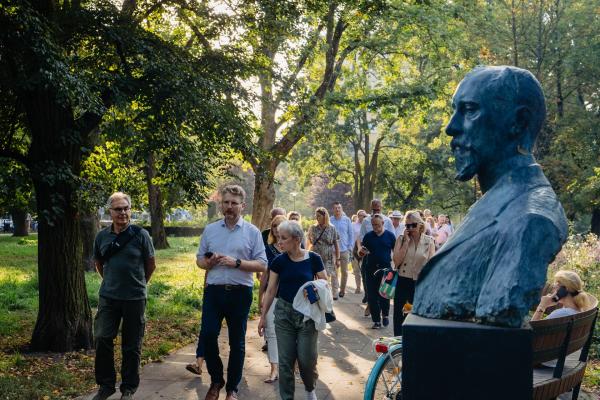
[446,66,546,182]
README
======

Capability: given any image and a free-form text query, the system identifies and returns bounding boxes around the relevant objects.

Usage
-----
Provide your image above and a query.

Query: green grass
[0,233,232,399]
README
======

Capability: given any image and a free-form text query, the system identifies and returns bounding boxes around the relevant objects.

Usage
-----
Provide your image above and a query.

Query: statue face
[445,71,513,181]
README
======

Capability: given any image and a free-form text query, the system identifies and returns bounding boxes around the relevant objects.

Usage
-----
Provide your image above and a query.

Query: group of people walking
[89,187,594,400]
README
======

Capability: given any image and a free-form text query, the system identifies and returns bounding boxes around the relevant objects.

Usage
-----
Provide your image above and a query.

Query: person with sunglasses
[392,211,435,336]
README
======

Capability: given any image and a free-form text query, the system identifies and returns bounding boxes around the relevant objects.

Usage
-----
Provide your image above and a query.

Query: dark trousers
[393,276,415,336]
[361,256,369,301]
[200,285,253,393]
[94,296,146,394]
[365,265,390,323]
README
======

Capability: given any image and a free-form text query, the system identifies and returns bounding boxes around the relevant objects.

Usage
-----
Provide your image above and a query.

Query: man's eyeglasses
[405,223,418,229]
[111,207,131,213]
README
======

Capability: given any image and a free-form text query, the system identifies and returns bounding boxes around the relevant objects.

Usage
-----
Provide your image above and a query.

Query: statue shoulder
[504,185,568,241]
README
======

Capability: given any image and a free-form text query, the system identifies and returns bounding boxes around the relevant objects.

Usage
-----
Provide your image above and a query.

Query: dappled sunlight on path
[79,278,392,399]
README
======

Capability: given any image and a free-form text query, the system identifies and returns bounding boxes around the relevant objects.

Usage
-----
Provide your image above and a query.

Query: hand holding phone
[358,246,369,257]
[552,286,569,302]
[305,283,320,304]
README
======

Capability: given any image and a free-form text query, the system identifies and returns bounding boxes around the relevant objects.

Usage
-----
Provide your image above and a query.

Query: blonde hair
[220,184,246,201]
[315,207,330,226]
[554,270,592,311]
[405,210,426,234]
[268,215,287,245]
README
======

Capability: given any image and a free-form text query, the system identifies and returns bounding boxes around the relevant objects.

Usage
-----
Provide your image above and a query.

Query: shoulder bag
[99,225,142,264]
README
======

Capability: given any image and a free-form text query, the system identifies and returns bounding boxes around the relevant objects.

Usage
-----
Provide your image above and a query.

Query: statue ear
[510,106,530,139]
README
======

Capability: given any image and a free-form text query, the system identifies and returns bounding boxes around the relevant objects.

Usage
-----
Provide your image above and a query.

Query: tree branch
[178,10,212,52]
[274,24,324,108]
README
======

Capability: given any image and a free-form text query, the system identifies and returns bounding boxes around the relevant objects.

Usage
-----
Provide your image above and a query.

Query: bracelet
[536,307,545,314]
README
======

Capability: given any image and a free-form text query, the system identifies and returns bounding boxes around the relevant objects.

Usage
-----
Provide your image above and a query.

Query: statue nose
[445,115,461,137]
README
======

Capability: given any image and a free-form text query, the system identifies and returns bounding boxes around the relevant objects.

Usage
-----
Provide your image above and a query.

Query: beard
[452,144,480,181]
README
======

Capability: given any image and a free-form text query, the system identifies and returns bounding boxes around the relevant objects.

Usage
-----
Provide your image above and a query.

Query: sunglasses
[405,223,418,229]
[111,207,131,213]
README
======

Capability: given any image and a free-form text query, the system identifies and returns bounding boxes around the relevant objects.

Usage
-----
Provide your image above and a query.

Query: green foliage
[80,140,147,210]
[466,0,600,227]
[0,234,261,398]
[289,0,476,214]
[0,160,34,218]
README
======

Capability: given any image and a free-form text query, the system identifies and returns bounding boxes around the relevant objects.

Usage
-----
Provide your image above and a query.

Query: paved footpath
[81,279,391,400]
[79,279,597,400]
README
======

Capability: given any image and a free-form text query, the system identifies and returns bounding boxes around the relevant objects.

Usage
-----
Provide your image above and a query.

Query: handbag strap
[312,226,327,246]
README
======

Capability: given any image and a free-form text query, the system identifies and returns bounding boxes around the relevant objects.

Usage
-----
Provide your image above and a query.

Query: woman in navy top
[360,214,396,329]
[258,220,327,400]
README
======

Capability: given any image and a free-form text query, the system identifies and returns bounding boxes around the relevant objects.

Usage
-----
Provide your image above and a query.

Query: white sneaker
[305,389,317,400]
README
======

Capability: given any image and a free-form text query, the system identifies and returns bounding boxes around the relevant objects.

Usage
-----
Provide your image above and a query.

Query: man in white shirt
[390,210,405,239]
[359,199,395,239]
[196,185,267,400]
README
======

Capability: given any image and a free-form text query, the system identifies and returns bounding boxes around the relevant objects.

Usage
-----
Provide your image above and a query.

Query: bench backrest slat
[530,306,598,365]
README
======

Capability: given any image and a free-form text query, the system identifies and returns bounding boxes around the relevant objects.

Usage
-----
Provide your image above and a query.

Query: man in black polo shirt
[92,192,156,400]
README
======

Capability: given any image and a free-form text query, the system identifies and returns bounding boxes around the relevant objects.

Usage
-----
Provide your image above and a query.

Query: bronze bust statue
[412,66,568,328]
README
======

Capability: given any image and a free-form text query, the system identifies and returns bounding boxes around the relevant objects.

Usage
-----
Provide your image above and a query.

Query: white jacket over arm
[293,279,333,331]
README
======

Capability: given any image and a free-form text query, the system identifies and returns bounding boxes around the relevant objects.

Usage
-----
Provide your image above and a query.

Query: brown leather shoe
[204,382,224,400]
[225,390,239,400]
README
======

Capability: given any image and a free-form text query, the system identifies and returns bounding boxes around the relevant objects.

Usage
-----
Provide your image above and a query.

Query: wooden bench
[530,300,598,399]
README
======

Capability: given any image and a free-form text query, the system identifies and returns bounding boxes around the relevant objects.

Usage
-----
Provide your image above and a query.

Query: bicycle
[363,336,403,400]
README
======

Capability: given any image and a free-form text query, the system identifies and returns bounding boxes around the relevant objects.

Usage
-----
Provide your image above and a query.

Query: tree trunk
[362,119,372,210]
[352,141,363,213]
[26,88,92,352]
[251,162,277,230]
[80,208,99,272]
[11,208,29,237]
[510,0,519,67]
[31,206,92,351]
[591,208,600,237]
[247,6,351,228]
[145,152,169,249]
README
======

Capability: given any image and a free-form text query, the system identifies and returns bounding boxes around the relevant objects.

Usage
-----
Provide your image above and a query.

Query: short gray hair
[371,213,385,222]
[107,192,131,209]
[278,220,304,243]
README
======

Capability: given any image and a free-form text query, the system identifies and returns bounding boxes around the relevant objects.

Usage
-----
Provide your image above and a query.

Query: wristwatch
[235,259,242,268]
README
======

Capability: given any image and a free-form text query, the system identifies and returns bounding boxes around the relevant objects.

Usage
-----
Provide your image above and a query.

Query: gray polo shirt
[197,217,267,287]
[93,225,155,300]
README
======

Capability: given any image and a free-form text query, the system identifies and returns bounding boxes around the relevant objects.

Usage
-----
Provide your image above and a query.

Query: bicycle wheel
[364,346,403,400]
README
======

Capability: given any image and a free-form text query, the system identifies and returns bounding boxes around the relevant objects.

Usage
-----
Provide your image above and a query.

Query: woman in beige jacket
[392,211,435,335]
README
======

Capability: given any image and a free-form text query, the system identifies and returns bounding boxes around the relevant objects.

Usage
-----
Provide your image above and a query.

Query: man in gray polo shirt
[197,184,267,400]
[92,192,156,400]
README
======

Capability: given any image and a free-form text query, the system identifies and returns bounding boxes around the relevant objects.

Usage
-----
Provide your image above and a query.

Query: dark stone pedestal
[402,314,533,400]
